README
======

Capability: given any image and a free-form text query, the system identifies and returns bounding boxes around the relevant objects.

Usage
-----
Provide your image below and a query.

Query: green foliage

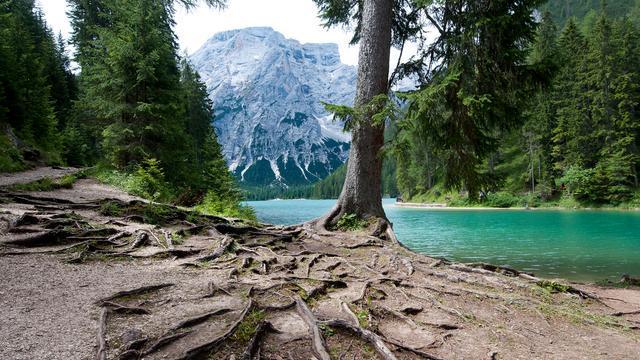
[396,4,640,208]
[0,0,77,164]
[396,0,547,200]
[335,213,368,231]
[95,161,173,202]
[0,133,24,172]
[99,201,123,217]
[125,159,173,202]
[544,0,636,27]
[9,174,80,192]
[482,192,522,208]
[537,280,571,293]
[194,191,256,220]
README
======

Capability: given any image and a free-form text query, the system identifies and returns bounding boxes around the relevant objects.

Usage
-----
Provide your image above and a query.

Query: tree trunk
[312,0,393,236]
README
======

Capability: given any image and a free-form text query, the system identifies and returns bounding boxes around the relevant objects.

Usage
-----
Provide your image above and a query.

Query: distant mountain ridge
[190,27,356,187]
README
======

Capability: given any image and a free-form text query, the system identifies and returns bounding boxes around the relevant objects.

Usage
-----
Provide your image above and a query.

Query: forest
[0,0,252,218]
[2,0,640,210]
[394,4,640,208]
[251,2,640,208]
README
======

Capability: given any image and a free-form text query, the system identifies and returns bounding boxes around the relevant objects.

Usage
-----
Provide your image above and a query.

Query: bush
[9,174,80,192]
[95,159,173,202]
[194,191,256,220]
[0,133,25,173]
[483,191,521,208]
[125,159,172,201]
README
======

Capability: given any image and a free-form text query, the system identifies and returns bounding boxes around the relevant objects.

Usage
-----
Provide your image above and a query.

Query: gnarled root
[319,319,398,360]
[295,297,331,360]
[241,320,277,360]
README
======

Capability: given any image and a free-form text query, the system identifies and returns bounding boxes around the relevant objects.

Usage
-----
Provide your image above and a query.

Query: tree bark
[314,0,393,231]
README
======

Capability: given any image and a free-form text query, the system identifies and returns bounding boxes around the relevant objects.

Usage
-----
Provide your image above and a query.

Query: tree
[311,0,396,238]
[401,0,546,199]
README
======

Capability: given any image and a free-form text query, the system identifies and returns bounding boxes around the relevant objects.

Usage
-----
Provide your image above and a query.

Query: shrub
[0,133,25,173]
[95,160,173,202]
[9,174,79,192]
[194,190,256,220]
[483,191,520,208]
[335,213,368,231]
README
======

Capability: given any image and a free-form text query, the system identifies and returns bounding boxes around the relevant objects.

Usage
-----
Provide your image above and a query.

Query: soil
[0,169,638,359]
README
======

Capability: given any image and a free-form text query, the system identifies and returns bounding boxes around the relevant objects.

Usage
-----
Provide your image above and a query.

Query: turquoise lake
[246,198,640,282]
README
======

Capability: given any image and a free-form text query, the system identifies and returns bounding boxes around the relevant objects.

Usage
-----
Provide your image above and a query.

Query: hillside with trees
[1,0,250,218]
[395,6,640,208]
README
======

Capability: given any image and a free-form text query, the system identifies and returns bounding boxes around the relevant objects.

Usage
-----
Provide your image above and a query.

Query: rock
[190,27,355,186]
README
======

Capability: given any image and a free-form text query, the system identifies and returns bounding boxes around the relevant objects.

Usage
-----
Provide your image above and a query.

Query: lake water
[246,198,640,282]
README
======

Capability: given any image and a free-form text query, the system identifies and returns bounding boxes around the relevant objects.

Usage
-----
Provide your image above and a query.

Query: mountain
[190,27,356,187]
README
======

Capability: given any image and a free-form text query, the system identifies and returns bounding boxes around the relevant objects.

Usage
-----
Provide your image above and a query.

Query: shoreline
[393,202,640,211]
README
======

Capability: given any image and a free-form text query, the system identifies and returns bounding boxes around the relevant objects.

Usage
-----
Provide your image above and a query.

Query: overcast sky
[37,0,370,65]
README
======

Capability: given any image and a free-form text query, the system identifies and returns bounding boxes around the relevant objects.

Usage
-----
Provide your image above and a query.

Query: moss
[232,309,266,343]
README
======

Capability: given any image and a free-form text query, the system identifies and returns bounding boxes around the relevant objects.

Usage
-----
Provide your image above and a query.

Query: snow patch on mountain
[190,27,356,186]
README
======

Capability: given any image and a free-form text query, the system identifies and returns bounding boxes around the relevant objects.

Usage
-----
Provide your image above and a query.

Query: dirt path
[0,166,82,187]
[0,176,638,359]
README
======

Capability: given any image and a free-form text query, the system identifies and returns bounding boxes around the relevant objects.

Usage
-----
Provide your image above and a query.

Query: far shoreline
[393,202,640,211]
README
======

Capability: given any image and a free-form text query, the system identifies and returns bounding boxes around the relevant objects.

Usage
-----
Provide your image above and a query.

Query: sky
[37,0,374,66]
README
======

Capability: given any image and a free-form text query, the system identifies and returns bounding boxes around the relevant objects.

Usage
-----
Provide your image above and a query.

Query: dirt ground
[0,170,638,360]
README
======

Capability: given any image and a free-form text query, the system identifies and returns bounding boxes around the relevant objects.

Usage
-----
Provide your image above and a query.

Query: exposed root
[179,299,253,359]
[96,307,109,360]
[96,283,174,305]
[340,301,360,326]
[611,309,640,317]
[319,319,398,360]
[193,236,234,263]
[294,296,331,360]
[382,336,443,360]
[101,301,150,315]
[5,230,71,247]
[241,320,277,360]
[171,308,233,330]
[143,330,193,355]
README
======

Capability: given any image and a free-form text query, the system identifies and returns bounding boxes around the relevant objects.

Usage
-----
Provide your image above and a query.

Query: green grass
[9,173,81,192]
[537,280,571,294]
[232,309,266,343]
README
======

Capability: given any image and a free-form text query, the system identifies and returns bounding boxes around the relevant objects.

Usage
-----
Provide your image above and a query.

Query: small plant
[537,280,571,293]
[356,309,369,328]
[99,201,123,217]
[319,323,335,337]
[170,233,184,245]
[335,213,368,231]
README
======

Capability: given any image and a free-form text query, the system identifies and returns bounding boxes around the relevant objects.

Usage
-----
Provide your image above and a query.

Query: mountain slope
[544,0,637,26]
[190,27,356,186]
